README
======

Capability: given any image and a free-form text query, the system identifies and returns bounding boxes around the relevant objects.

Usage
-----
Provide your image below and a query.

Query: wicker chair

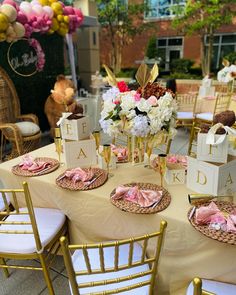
[0,66,41,160]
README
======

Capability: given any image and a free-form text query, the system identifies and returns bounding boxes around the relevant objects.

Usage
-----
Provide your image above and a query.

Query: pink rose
[147,95,158,106]
[134,92,141,102]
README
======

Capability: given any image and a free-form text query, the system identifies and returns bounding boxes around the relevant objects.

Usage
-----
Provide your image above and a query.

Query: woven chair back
[60,220,167,295]
[0,67,20,124]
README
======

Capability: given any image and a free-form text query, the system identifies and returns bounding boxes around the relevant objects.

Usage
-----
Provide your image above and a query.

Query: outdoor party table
[0,144,235,295]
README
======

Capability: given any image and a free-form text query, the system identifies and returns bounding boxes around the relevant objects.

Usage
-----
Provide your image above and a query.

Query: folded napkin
[19,155,51,173]
[112,185,162,208]
[195,201,236,233]
[64,167,94,183]
[111,145,128,161]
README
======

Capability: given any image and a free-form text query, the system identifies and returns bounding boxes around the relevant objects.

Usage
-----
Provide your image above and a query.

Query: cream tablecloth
[0,144,235,295]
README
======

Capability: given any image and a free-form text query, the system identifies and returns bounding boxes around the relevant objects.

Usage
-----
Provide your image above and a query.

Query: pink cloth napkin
[111,145,128,161]
[195,201,236,233]
[19,155,51,173]
[112,185,162,208]
[65,167,94,183]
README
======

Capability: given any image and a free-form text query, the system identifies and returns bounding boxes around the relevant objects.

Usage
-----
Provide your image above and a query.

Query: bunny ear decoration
[103,64,117,86]
[149,63,159,84]
[135,63,159,88]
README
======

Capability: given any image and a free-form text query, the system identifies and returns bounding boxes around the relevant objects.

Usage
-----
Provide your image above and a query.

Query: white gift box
[98,154,117,170]
[164,163,186,185]
[60,113,90,141]
[197,133,228,163]
[187,156,236,196]
[62,134,96,168]
[228,136,236,156]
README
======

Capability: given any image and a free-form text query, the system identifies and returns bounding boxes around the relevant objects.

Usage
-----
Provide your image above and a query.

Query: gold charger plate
[110,182,171,214]
[56,167,108,191]
[188,201,236,245]
[12,157,60,177]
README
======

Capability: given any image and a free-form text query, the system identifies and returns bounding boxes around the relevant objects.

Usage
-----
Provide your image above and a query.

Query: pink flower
[147,95,158,106]
[134,92,141,102]
[117,81,129,92]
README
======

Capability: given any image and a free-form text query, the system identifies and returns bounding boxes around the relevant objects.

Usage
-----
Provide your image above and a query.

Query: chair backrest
[176,93,198,113]
[60,220,167,295]
[0,181,42,252]
[213,92,231,116]
[0,66,20,124]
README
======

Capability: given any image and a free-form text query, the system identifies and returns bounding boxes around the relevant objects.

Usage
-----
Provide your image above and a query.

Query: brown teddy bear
[200,110,236,134]
[44,75,83,137]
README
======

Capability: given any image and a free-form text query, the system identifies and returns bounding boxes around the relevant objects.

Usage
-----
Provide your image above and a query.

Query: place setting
[11,154,60,177]
[187,198,236,245]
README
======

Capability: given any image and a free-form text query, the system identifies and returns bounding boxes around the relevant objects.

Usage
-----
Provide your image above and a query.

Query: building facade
[99,0,236,72]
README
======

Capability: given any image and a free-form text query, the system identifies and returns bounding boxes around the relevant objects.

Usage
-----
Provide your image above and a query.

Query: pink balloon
[3,0,18,10]
[16,11,28,24]
[63,6,74,15]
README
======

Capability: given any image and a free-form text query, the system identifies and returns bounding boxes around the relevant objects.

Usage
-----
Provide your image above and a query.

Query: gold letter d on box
[196,170,207,185]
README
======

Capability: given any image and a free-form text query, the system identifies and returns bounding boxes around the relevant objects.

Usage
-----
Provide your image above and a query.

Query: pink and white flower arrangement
[99,81,177,138]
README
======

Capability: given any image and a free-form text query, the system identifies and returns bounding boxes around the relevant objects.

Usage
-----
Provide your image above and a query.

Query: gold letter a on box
[77,148,87,159]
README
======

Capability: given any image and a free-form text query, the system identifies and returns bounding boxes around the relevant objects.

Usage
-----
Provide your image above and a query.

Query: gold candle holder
[145,137,154,168]
[92,131,101,153]
[54,137,62,164]
[103,144,111,176]
[54,127,61,138]
[158,153,167,187]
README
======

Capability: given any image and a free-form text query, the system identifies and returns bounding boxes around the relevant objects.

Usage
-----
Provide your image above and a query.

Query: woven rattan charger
[56,167,108,191]
[12,157,60,177]
[110,182,171,214]
[188,200,236,245]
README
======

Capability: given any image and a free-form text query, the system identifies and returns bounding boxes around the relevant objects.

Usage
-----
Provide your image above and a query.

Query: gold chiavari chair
[195,92,232,126]
[0,182,67,295]
[176,92,198,128]
[186,277,236,295]
[187,126,201,157]
[60,220,167,295]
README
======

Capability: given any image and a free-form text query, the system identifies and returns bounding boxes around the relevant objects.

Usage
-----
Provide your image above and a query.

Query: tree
[172,0,236,76]
[146,36,158,59]
[96,0,155,74]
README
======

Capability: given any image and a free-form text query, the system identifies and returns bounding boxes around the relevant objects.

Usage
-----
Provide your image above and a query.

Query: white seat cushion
[0,194,10,211]
[71,243,151,294]
[196,112,213,121]
[177,112,194,120]
[15,121,40,136]
[187,279,236,295]
[0,207,65,254]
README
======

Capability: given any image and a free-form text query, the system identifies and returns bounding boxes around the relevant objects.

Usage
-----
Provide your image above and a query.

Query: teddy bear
[44,75,83,137]
[200,110,236,134]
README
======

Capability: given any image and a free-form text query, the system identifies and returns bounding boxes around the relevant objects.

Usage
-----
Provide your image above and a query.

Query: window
[205,34,236,69]
[157,37,183,70]
[145,0,186,19]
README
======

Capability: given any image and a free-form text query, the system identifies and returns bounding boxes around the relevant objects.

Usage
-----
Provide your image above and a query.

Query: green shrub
[146,36,158,59]
[170,58,194,73]
[224,52,236,65]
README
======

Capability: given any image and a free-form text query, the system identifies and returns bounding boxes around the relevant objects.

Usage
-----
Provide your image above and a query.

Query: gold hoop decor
[7,38,45,77]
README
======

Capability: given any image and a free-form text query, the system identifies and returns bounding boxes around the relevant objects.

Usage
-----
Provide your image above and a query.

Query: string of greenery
[0,33,65,131]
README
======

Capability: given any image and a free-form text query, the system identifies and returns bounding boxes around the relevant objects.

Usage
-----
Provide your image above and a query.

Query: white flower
[120,92,136,111]
[131,115,150,137]
[137,98,151,113]
[102,87,120,102]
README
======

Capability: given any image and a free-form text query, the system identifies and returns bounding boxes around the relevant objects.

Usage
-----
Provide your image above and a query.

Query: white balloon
[43,6,53,18]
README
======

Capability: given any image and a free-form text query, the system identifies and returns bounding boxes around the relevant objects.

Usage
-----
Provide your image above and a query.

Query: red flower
[117,81,129,92]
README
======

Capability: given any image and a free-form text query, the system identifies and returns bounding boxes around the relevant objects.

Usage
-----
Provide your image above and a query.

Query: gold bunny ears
[103,63,159,88]
[135,63,159,88]
[103,64,117,86]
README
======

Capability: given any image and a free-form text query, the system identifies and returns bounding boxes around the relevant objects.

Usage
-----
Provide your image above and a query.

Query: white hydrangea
[137,98,151,113]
